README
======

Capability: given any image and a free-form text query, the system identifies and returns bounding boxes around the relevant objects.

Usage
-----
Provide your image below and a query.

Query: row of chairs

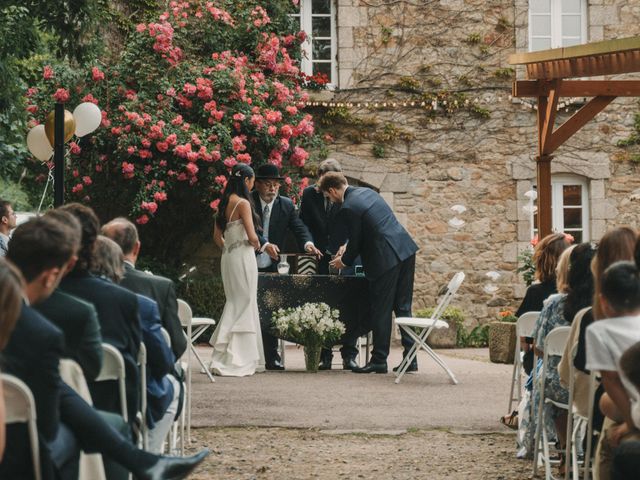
[509,312,598,480]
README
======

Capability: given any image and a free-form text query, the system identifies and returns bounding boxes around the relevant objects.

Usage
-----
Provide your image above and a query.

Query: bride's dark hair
[215,163,260,231]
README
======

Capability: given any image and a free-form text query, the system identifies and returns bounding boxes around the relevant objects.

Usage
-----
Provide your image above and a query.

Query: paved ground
[185,345,535,479]
[190,345,514,432]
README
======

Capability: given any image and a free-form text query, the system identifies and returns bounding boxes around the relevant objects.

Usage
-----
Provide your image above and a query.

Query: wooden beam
[522,50,640,80]
[540,81,561,155]
[536,155,553,238]
[545,96,616,154]
[513,80,640,98]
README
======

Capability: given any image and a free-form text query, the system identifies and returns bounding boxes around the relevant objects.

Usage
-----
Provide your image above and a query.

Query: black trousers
[368,254,416,364]
[612,440,640,480]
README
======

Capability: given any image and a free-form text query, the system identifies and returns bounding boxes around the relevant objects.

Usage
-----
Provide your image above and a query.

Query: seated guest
[93,235,180,454]
[587,261,640,480]
[0,199,17,257]
[101,217,187,359]
[58,203,142,431]
[0,258,24,462]
[613,341,640,479]
[558,227,636,455]
[34,209,103,380]
[516,233,570,375]
[2,215,208,480]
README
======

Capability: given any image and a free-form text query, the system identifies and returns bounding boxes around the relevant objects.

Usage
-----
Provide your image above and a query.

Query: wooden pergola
[509,37,640,237]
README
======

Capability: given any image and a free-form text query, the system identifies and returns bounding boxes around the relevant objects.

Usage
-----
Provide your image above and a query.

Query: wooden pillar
[536,154,553,238]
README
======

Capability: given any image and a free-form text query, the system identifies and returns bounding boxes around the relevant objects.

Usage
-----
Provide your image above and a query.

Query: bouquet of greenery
[272,302,345,371]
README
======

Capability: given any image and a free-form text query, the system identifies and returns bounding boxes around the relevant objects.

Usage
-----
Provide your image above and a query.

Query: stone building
[294,0,640,330]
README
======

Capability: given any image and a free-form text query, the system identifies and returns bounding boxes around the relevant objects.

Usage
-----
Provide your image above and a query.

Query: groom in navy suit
[252,164,322,370]
[320,172,418,374]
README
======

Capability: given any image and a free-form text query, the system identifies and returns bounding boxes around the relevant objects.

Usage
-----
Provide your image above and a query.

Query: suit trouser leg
[394,255,416,355]
[368,262,403,364]
[59,383,157,475]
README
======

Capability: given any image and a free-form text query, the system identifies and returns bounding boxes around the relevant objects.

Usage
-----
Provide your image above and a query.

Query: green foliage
[496,16,511,32]
[617,112,640,148]
[469,104,490,119]
[464,33,481,45]
[397,76,420,92]
[0,178,33,211]
[372,143,385,158]
[415,306,472,347]
[380,25,392,45]
[493,67,515,79]
[464,324,489,347]
[517,248,536,286]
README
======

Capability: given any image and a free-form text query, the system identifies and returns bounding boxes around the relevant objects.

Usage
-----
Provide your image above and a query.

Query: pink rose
[209,199,221,210]
[53,88,71,103]
[136,215,149,225]
[91,67,105,82]
[43,66,54,80]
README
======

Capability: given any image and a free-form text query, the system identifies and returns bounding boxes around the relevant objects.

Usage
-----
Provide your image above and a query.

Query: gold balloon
[44,110,76,147]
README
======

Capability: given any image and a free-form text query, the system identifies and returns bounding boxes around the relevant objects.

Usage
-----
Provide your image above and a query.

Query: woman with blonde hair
[0,258,26,461]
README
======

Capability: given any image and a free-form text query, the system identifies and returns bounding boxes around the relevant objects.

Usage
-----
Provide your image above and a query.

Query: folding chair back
[508,311,540,413]
[394,272,465,385]
[583,371,598,480]
[2,373,42,480]
[137,342,148,449]
[95,343,128,422]
[533,326,571,479]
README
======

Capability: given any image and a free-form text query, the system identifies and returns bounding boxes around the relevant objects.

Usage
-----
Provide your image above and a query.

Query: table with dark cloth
[257,273,371,346]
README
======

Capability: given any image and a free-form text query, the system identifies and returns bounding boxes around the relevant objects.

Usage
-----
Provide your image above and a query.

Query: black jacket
[252,191,312,252]
[35,288,104,381]
[120,262,187,359]
[60,271,141,423]
[299,185,346,255]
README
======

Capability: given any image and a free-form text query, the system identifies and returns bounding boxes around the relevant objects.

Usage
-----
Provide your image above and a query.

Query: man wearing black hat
[252,164,321,370]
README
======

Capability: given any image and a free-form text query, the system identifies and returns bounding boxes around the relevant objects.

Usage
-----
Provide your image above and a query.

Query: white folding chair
[137,342,148,449]
[564,343,598,480]
[95,343,128,422]
[508,311,540,414]
[395,272,465,385]
[533,326,571,480]
[177,299,215,383]
[2,373,42,480]
[159,327,186,456]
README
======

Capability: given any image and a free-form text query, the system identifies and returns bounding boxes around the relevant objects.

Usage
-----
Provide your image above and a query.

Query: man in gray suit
[0,199,17,256]
[320,172,419,374]
[102,217,187,358]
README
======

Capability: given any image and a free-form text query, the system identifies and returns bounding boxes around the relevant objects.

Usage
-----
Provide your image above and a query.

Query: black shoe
[353,362,387,374]
[319,359,332,370]
[342,358,359,371]
[265,360,285,371]
[137,449,209,480]
[393,360,418,373]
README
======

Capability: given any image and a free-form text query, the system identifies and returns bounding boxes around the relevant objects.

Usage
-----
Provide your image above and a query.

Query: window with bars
[531,175,590,242]
[290,0,337,86]
[529,0,587,52]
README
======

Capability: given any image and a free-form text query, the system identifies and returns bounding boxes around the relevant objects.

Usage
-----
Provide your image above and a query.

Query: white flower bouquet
[271,302,345,371]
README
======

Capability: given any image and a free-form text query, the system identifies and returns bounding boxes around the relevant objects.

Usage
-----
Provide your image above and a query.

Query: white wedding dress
[209,201,264,376]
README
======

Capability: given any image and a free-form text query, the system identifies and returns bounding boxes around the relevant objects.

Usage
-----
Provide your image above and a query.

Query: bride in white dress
[209,163,265,376]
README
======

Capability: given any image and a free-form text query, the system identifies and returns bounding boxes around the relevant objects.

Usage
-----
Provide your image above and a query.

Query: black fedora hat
[255,164,285,180]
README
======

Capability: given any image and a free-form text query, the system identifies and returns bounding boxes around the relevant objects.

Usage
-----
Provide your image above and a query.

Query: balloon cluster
[26,102,102,161]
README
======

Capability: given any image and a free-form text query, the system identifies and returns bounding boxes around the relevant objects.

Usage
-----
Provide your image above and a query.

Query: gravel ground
[185,427,533,480]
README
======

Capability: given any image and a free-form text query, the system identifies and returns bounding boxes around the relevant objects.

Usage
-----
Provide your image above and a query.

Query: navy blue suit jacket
[136,294,175,427]
[337,186,418,280]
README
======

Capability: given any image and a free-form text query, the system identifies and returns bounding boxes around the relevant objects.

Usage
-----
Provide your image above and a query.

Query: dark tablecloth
[257,274,371,346]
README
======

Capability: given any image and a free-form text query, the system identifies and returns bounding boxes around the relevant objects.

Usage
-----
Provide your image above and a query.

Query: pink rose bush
[24,0,321,231]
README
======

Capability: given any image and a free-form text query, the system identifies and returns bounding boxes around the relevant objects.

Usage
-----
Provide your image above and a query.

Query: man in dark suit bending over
[320,172,419,374]
[252,164,322,370]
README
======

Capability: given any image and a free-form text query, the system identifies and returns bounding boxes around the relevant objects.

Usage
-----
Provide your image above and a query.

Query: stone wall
[314,0,640,330]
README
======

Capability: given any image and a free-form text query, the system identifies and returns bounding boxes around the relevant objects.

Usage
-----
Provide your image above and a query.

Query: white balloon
[26,125,53,161]
[450,204,467,214]
[486,271,501,281]
[483,283,499,295]
[73,102,102,137]
[524,190,538,200]
[448,217,465,229]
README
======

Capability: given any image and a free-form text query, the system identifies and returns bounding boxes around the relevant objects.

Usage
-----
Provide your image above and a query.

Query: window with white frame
[529,0,587,52]
[290,0,337,86]
[532,175,590,242]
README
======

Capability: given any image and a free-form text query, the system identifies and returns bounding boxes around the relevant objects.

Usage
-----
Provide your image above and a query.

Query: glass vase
[303,341,322,373]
